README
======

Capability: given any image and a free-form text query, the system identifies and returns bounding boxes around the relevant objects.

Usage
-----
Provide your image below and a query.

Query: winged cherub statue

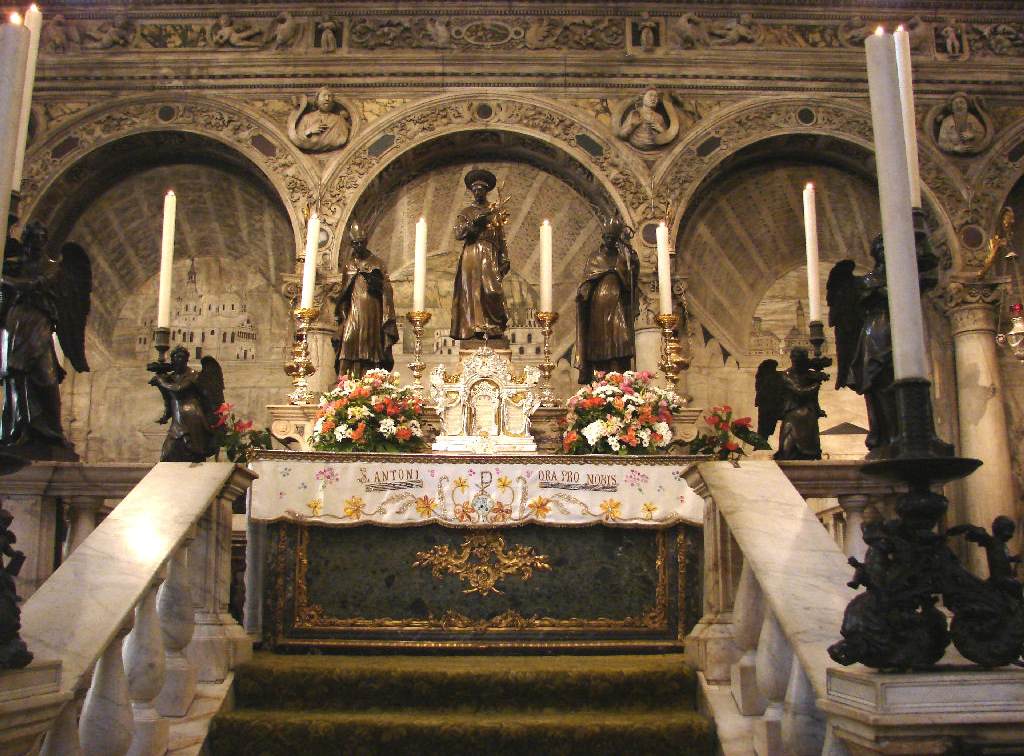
[149,346,225,462]
[0,221,91,460]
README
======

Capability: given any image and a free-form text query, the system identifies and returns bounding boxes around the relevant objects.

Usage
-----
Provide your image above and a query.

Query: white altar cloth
[249,451,705,528]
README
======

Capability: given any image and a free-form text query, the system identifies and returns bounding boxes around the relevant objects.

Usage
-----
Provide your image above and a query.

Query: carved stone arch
[656,96,966,273]
[19,93,317,254]
[318,92,651,263]
[970,117,1024,238]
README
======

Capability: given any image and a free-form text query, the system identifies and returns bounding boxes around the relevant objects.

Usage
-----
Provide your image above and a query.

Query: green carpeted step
[233,652,699,712]
[208,707,716,756]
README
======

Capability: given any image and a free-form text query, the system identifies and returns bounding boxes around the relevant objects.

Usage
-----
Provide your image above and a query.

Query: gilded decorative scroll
[290,525,669,632]
[412,533,551,595]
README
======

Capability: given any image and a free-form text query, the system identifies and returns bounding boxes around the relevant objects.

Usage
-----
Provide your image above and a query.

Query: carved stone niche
[430,347,541,454]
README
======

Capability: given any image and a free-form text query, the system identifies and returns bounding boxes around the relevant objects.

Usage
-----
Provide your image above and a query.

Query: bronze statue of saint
[335,223,398,377]
[0,221,91,461]
[450,169,510,341]
[574,217,640,383]
[150,346,224,462]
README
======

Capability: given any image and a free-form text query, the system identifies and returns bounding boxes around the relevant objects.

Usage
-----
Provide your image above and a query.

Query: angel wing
[754,359,785,440]
[826,260,860,390]
[52,242,92,374]
[196,355,225,426]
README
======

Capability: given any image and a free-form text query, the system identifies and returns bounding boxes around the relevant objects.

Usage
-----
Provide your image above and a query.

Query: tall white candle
[0,15,29,264]
[539,219,553,312]
[300,213,319,309]
[413,216,427,312]
[894,25,922,209]
[802,182,822,322]
[656,222,672,315]
[11,4,40,191]
[865,29,928,381]
[157,190,176,329]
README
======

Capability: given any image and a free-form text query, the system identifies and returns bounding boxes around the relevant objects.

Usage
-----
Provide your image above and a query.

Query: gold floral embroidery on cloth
[413,533,551,595]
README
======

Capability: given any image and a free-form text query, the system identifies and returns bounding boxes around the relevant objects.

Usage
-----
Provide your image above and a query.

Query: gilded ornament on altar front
[412,533,551,595]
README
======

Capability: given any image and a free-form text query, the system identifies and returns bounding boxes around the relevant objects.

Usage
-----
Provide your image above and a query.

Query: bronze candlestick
[656,313,687,389]
[284,306,319,405]
[147,326,171,372]
[406,310,431,396]
[536,310,559,407]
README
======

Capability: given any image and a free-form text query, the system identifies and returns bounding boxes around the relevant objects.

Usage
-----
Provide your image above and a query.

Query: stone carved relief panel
[19,97,316,238]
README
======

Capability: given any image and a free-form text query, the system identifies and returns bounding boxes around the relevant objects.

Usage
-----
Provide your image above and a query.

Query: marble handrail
[20,462,255,697]
[687,460,861,755]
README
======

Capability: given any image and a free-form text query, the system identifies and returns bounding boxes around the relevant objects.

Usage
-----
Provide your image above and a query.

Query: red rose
[233,419,254,433]
[732,417,752,428]
[706,415,721,426]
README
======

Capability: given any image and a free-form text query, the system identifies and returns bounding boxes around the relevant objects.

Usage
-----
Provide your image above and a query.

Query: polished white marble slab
[698,460,858,700]
[19,463,253,696]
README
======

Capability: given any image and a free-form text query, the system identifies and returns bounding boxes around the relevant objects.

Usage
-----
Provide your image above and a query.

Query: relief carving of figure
[422,18,451,48]
[268,11,301,50]
[574,217,640,383]
[635,14,658,52]
[317,18,340,53]
[334,223,398,378]
[839,16,874,48]
[0,507,32,669]
[671,14,709,49]
[940,21,963,58]
[287,87,351,153]
[42,15,81,53]
[613,88,679,151]
[930,93,991,155]
[211,14,262,48]
[451,169,510,341]
[710,14,756,46]
[83,14,133,49]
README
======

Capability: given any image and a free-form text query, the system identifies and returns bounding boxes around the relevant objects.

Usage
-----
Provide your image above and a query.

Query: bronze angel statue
[826,237,895,456]
[0,221,91,460]
[754,347,828,460]
[149,346,225,462]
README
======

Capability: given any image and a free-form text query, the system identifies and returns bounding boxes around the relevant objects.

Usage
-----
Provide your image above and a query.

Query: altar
[250,451,706,650]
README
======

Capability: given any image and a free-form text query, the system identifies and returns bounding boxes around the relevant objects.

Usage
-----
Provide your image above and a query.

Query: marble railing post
[156,538,197,717]
[40,692,84,756]
[63,496,104,560]
[753,609,794,756]
[836,494,869,562]
[684,469,741,682]
[187,486,252,683]
[781,660,825,755]
[730,561,766,715]
[80,631,132,756]
[945,280,1018,575]
[243,488,265,639]
[123,578,168,756]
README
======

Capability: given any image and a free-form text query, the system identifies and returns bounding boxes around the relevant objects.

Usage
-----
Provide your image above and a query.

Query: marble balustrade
[687,460,860,756]
[4,462,255,756]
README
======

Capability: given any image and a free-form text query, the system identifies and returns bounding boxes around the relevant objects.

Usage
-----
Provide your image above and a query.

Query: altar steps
[207,652,715,755]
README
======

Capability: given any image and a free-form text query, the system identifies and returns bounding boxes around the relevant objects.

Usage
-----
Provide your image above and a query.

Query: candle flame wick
[29,4,38,11]
[806,182,814,190]
[10,12,23,24]
[166,189,175,196]
[875,26,885,35]
[896,25,905,32]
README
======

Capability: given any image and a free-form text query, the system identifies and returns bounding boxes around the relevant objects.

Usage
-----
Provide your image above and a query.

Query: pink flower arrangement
[309,369,424,453]
[561,371,685,455]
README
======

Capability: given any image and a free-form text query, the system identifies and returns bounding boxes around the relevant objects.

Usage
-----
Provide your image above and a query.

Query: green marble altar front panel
[265,522,701,650]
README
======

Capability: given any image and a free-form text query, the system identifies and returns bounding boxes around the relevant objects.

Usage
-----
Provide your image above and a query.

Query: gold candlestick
[284,306,319,405]
[406,310,432,396]
[656,312,688,389]
[536,311,559,407]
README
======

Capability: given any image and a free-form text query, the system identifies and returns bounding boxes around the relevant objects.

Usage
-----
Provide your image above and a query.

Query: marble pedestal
[0,661,69,756]
[820,666,1024,755]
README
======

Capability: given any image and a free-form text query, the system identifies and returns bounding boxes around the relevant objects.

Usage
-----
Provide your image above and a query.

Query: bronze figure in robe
[575,218,640,383]
[450,169,510,341]
[335,224,398,377]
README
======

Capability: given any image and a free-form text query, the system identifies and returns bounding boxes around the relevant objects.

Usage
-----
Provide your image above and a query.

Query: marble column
[945,280,1017,576]
[64,496,104,560]
[836,494,869,563]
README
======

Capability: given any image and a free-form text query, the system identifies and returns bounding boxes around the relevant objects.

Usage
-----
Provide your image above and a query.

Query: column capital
[943,279,1003,336]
